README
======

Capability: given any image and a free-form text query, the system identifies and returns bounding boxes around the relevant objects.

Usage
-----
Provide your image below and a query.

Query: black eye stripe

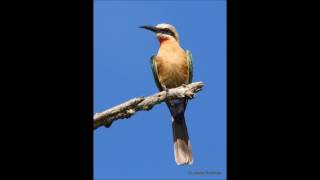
[160,28,177,39]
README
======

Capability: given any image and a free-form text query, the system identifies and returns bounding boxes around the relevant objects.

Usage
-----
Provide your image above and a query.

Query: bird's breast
[156,42,189,89]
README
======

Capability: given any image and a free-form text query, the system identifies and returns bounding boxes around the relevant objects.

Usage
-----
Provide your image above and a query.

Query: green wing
[150,55,163,91]
[186,50,193,84]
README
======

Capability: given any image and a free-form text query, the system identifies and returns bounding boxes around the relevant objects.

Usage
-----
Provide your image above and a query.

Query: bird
[140,23,194,165]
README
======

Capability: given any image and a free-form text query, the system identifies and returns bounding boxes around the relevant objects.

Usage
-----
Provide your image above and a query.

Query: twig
[94,81,204,129]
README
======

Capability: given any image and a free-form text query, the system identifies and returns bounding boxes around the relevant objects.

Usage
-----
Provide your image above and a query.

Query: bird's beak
[139,25,159,33]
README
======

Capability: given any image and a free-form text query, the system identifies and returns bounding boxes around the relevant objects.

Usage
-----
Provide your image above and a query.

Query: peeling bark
[94,81,204,129]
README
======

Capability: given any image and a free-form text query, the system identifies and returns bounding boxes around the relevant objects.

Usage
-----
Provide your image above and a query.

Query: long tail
[168,100,193,165]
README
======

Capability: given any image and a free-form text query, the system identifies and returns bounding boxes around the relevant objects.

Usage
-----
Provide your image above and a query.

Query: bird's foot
[181,83,187,88]
[162,84,168,92]
[162,85,174,106]
[162,85,169,98]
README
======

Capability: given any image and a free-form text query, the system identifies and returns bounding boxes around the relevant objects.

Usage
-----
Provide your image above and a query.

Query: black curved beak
[139,25,159,33]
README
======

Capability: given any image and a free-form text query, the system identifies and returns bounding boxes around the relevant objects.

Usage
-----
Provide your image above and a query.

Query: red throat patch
[158,37,169,45]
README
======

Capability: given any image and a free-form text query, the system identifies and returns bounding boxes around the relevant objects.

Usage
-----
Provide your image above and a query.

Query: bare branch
[94,81,204,129]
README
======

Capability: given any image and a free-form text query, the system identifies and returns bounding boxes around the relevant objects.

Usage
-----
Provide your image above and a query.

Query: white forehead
[155,23,176,30]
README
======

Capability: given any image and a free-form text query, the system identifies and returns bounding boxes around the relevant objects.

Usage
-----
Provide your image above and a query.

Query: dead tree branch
[94,81,204,129]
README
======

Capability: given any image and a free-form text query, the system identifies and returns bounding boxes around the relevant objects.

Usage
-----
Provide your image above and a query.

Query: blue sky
[94,0,226,179]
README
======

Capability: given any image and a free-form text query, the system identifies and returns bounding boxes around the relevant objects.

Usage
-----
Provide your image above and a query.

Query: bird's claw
[162,85,169,98]
[181,83,187,88]
[162,84,168,92]
[162,85,174,106]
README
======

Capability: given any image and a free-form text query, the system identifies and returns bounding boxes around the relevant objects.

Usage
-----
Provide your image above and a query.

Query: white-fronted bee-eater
[140,23,194,165]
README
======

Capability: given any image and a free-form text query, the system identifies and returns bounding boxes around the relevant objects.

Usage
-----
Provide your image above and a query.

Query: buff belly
[156,57,189,89]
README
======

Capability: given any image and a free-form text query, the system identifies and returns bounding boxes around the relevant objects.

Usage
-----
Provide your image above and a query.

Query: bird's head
[140,23,179,43]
